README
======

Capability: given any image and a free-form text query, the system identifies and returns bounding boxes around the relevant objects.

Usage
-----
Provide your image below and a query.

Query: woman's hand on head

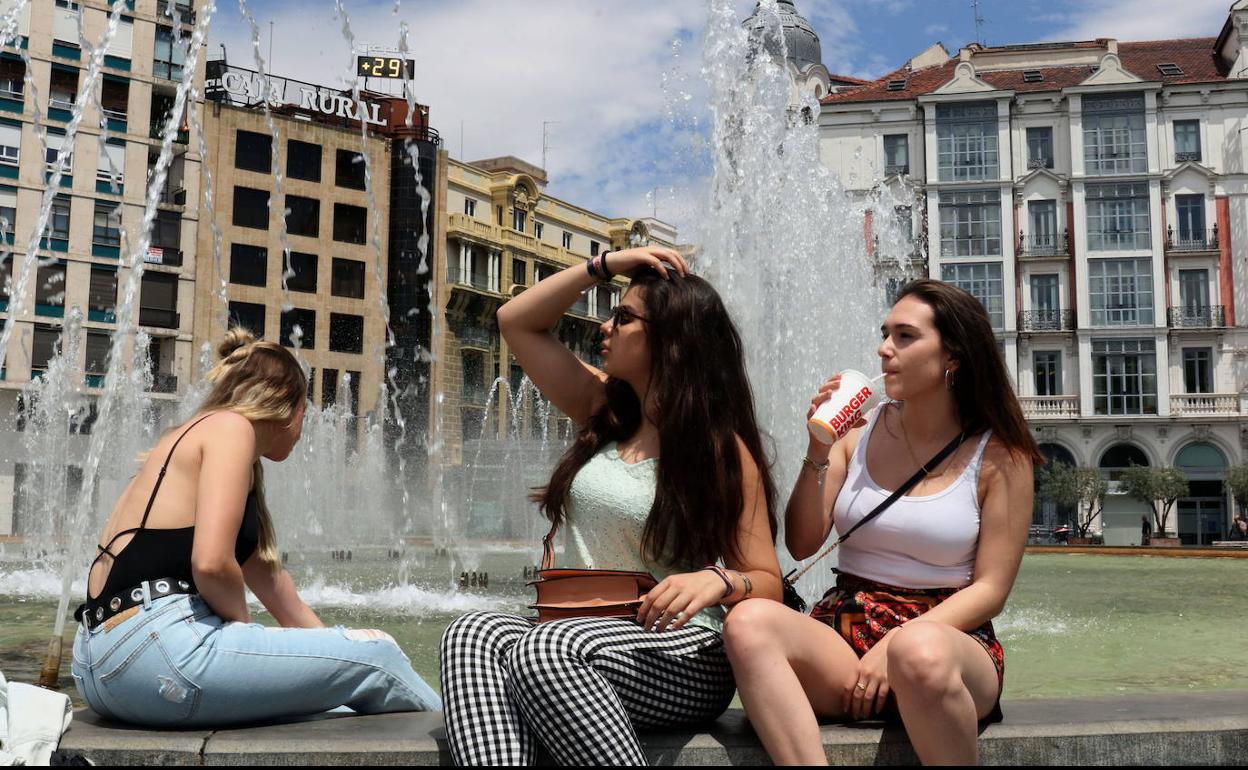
[636,569,726,632]
[606,246,689,279]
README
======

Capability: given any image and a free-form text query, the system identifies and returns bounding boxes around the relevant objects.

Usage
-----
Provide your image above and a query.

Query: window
[234,130,271,173]
[1183,348,1212,394]
[48,67,77,110]
[1027,200,1058,253]
[44,129,72,172]
[85,330,109,383]
[88,265,116,322]
[883,134,908,174]
[1088,258,1153,326]
[1082,93,1146,175]
[152,209,180,250]
[939,189,1000,257]
[138,271,178,328]
[940,262,1003,328]
[1174,195,1205,246]
[105,17,133,61]
[1092,338,1157,415]
[329,313,364,354]
[228,300,265,335]
[48,194,71,241]
[229,243,266,286]
[31,325,59,375]
[535,262,558,282]
[1023,70,1044,83]
[285,195,319,238]
[1157,63,1184,77]
[280,307,315,349]
[0,120,20,166]
[535,221,544,240]
[936,102,999,182]
[1173,120,1200,162]
[1026,127,1053,169]
[100,77,127,122]
[92,201,120,246]
[463,198,476,217]
[52,0,80,44]
[332,203,367,244]
[0,58,24,99]
[35,262,66,314]
[153,26,187,81]
[886,79,907,91]
[331,257,365,298]
[232,186,269,229]
[345,370,361,415]
[0,187,14,239]
[1086,182,1149,251]
[1178,269,1210,311]
[286,139,321,182]
[96,140,124,183]
[321,368,339,408]
[1034,351,1062,396]
[286,251,317,293]
[590,240,600,257]
[562,231,572,250]
[512,208,526,233]
[1031,273,1059,313]
[335,149,366,190]
[512,259,526,287]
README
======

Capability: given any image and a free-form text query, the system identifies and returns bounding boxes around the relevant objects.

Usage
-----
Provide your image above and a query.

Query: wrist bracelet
[736,570,754,599]
[600,251,614,278]
[702,565,733,600]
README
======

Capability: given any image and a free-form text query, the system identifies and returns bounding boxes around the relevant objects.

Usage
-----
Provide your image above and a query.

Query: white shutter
[0,187,16,208]
[105,17,133,59]
[44,131,72,171]
[0,0,32,38]
[0,122,20,164]
[97,142,124,180]
[52,5,79,44]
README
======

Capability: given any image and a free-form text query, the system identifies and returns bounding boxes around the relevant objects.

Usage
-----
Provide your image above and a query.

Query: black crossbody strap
[787,431,966,584]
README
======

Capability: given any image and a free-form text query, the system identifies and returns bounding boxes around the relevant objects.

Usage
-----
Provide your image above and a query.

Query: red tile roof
[821,37,1228,106]
[828,73,870,85]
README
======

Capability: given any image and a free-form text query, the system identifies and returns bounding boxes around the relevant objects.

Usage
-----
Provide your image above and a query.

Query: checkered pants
[439,611,735,766]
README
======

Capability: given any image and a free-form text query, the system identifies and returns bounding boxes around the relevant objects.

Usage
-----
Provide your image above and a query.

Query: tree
[1226,465,1248,519]
[1119,465,1189,538]
[1037,463,1107,539]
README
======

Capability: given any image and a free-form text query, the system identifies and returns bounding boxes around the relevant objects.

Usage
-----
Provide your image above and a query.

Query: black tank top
[85,413,261,605]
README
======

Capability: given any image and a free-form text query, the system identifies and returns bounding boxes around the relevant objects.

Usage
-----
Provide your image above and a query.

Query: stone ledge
[58,690,1248,765]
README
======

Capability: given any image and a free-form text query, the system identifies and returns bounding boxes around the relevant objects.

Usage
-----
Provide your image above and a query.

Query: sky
[204,0,1235,233]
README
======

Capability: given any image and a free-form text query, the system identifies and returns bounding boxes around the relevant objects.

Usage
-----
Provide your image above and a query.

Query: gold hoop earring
[945,369,955,390]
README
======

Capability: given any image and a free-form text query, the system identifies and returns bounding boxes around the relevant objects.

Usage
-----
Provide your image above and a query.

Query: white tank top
[831,404,992,589]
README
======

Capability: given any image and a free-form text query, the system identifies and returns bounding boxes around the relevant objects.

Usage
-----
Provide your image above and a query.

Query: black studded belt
[75,577,196,631]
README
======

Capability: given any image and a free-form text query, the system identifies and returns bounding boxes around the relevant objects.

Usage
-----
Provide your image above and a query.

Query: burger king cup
[807,370,883,445]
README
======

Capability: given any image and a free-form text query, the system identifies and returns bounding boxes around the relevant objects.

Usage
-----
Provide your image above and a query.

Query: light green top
[564,442,726,634]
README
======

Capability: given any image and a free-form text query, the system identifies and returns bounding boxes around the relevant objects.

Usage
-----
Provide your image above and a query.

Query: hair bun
[217,328,257,359]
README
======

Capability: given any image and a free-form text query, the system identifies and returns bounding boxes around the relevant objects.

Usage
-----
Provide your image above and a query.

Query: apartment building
[818,3,1248,544]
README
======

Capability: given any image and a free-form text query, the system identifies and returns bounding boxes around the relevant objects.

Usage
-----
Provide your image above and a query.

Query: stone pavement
[58,690,1248,765]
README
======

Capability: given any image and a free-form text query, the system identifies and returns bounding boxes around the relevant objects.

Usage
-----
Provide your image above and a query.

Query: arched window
[1099,443,1149,481]
[1034,443,1077,528]
[1174,442,1229,546]
[1175,442,1227,471]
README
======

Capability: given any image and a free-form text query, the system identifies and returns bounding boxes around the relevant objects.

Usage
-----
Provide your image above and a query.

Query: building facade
[0,0,206,535]
[818,2,1248,544]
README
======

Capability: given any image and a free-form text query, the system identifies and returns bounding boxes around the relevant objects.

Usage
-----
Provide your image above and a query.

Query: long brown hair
[193,328,308,570]
[536,270,778,567]
[896,279,1043,464]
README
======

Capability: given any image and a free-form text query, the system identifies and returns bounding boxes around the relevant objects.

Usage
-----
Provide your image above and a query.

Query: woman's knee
[440,611,517,656]
[887,623,961,698]
[722,598,790,662]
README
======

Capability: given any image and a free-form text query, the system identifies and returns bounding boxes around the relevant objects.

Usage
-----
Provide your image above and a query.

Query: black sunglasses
[609,305,649,332]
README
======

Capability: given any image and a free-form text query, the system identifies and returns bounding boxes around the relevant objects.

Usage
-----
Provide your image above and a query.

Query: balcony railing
[138,307,179,329]
[458,327,492,348]
[1166,225,1218,252]
[145,246,183,267]
[1027,157,1054,170]
[151,373,178,394]
[1019,309,1075,332]
[1020,395,1079,418]
[1175,151,1202,163]
[447,266,497,293]
[1167,305,1225,329]
[1018,231,1068,257]
[149,121,189,144]
[885,164,909,176]
[1170,393,1239,416]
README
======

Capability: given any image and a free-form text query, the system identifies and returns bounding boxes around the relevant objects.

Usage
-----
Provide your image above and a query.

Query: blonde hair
[195,328,308,571]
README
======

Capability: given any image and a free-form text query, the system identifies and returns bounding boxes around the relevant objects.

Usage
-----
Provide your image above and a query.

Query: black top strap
[136,412,219,531]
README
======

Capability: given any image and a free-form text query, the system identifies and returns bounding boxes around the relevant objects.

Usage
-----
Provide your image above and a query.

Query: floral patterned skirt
[810,572,1005,724]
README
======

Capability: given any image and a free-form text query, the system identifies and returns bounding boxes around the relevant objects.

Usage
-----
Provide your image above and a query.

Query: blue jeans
[71,591,441,727]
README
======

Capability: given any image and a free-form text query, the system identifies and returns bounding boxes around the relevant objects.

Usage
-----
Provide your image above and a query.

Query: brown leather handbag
[527,518,658,624]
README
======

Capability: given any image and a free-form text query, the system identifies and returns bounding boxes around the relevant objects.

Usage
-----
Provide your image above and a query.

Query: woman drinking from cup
[439,246,783,765]
[723,279,1040,765]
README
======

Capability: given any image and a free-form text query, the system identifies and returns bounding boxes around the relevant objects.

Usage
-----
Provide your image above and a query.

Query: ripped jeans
[71,591,441,727]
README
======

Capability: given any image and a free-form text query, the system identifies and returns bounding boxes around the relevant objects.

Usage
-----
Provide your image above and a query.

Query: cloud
[924,22,949,36]
[1048,0,1228,41]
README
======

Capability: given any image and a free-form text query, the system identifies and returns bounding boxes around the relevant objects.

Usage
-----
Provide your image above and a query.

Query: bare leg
[886,622,1000,766]
[723,599,863,766]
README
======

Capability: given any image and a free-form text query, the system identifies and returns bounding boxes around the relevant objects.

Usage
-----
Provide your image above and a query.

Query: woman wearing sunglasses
[439,246,783,765]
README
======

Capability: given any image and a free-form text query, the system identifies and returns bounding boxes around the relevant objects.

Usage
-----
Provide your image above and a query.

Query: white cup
[807,369,881,445]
